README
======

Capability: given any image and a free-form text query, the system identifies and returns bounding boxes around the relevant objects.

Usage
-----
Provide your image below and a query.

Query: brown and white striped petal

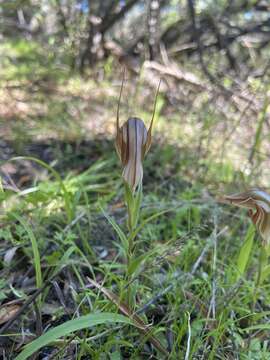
[115,117,148,190]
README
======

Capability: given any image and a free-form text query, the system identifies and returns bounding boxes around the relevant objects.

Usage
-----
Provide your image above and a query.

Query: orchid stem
[124,182,143,308]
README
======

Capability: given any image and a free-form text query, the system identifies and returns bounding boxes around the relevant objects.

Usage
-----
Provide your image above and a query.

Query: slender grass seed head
[222,188,270,247]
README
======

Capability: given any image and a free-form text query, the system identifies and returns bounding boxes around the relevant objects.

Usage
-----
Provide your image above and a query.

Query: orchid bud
[222,189,270,247]
[115,75,160,191]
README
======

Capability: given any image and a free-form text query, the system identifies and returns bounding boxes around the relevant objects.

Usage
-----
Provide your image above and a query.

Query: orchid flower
[222,188,270,246]
[115,76,160,191]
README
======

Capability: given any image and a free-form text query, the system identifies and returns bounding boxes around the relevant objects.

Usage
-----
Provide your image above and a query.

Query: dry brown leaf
[0,303,21,325]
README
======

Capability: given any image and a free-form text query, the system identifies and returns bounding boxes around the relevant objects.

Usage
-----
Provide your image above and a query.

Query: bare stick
[184,312,191,360]
[0,269,64,335]
[116,68,126,134]
[145,78,162,153]
[148,78,162,135]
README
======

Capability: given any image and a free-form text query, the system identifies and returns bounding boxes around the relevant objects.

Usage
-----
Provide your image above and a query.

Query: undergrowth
[0,39,270,360]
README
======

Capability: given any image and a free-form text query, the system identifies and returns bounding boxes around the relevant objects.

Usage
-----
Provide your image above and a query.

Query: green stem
[252,246,268,315]
[124,182,143,308]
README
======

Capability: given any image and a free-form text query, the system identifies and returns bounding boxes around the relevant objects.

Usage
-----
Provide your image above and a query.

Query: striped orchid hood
[222,189,270,246]
[115,117,152,191]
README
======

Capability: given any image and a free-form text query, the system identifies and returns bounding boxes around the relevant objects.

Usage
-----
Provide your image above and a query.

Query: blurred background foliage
[1,0,270,186]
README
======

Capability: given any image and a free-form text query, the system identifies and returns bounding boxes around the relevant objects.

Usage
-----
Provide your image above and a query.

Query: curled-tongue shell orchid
[115,77,160,191]
[222,189,270,247]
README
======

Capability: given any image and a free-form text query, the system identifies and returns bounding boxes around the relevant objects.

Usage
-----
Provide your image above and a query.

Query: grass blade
[244,323,270,332]
[9,212,42,293]
[15,313,132,360]
[7,156,73,221]
[100,205,128,251]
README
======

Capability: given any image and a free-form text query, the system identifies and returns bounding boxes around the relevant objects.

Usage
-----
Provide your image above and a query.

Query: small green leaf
[127,252,148,276]
[100,205,128,250]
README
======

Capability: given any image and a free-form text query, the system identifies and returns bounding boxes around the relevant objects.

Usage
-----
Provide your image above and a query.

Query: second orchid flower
[222,188,270,247]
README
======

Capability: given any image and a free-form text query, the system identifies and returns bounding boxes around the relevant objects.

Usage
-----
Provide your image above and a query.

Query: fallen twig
[87,277,169,357]
[0,269,64,335]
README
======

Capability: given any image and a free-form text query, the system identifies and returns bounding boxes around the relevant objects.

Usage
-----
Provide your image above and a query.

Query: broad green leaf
[261,264,270,283]
[236,224,255,279]
[15,313,132,360]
